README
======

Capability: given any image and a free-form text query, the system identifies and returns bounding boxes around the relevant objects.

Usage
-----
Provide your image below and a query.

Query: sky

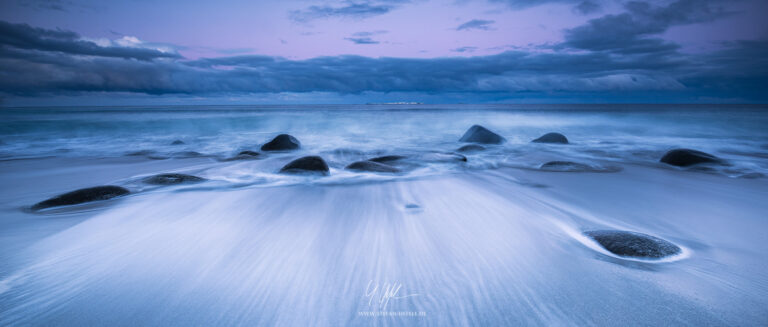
[0,0,766,105]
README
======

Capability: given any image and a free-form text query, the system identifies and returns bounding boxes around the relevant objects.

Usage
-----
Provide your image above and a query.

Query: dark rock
[457,144,486,153]
[584,230,681,259]
[222,150,262,161]
[261,134,300,151]
[369,155,407,163]
[170,140,185,145]
[660,148,722,167]
[238,150,261,157]
[405,203,420,209]
[459,125,506,144]
[31,186,130,211]
[126,150,156,157]
[540,161,591,171]
[345,160,401,173]
[143,173,206,185]
[532,132,568,144]
[280,156,329,175]
[172,151,204,158]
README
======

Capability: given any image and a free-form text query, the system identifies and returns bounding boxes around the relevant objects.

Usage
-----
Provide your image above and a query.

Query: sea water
[0,104,767,325]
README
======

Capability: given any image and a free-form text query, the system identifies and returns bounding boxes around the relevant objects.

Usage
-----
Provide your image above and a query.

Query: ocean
[0,104,767,325]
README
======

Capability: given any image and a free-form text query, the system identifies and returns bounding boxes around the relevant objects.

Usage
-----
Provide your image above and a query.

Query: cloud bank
[0,0,766,103]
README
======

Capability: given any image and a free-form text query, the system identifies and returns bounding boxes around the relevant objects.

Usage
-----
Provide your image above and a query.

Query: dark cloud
[1,14,766,103]
[344,30,387,44]
[563,0,729,54]
[289,0,408,22]
[0,21,181,60]
[345,37,379,44]
[456,19,495,31]
[573,0,600,14]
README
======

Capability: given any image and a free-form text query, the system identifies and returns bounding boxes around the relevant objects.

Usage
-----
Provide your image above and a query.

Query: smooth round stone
[584,230,681,259]
[31,186,130,211]
[532,132,569,144]
[660,148,722,167]
[540,161,591,171]
[261,134,300,151]
[143,173,206,185]
[222,150,262,161]
[280,156,330,175]
[459,125,506,144]
[345,160,401,173]
[369,155,407,163]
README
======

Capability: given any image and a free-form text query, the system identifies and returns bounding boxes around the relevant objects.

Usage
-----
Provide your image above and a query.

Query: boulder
[540,161,591,171]
[532,132,568,144]
[457,144,486,153]
[170,140,185,145]
[345,160,400,173]
[31,186,130,211]
[459,125,506,144]
[280,156,330,175]
[660,148,722,167]
[143,173,206,185]
[261,134,300,151]
[172,151,204,158]
[584,230,681,259]
[369,155,407,163]
[222,150,262,161]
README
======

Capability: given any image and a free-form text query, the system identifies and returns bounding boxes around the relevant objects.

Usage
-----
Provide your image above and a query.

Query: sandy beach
[1,152,766,325]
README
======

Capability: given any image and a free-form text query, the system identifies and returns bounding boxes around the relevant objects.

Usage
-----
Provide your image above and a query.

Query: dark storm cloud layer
[0,0,766,102]
[0,21,180,61]
[563,0,729,54]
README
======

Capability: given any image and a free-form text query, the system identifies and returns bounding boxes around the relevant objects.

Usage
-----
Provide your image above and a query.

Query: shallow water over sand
[1,105,767,325]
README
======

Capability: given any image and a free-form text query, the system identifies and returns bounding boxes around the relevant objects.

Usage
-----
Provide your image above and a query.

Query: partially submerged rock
[126,150,157,157]
[143,173,206,185]
[172,151,204,158]
[261,134,300,151]
[532,132,568,144]
[540,161,591,171]
[345,160,400,173]
[369,155,407,163]
[584,230,681,259]
[459,125,506,144]
[31,186,130,211]
[660,148,722,167]
[457,144,486,153]
[223,150,263,161]
[170,140,185,145]
[280,156,330,175]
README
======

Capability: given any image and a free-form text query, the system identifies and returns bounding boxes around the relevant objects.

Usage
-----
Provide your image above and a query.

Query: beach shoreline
[1,154,766,325]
